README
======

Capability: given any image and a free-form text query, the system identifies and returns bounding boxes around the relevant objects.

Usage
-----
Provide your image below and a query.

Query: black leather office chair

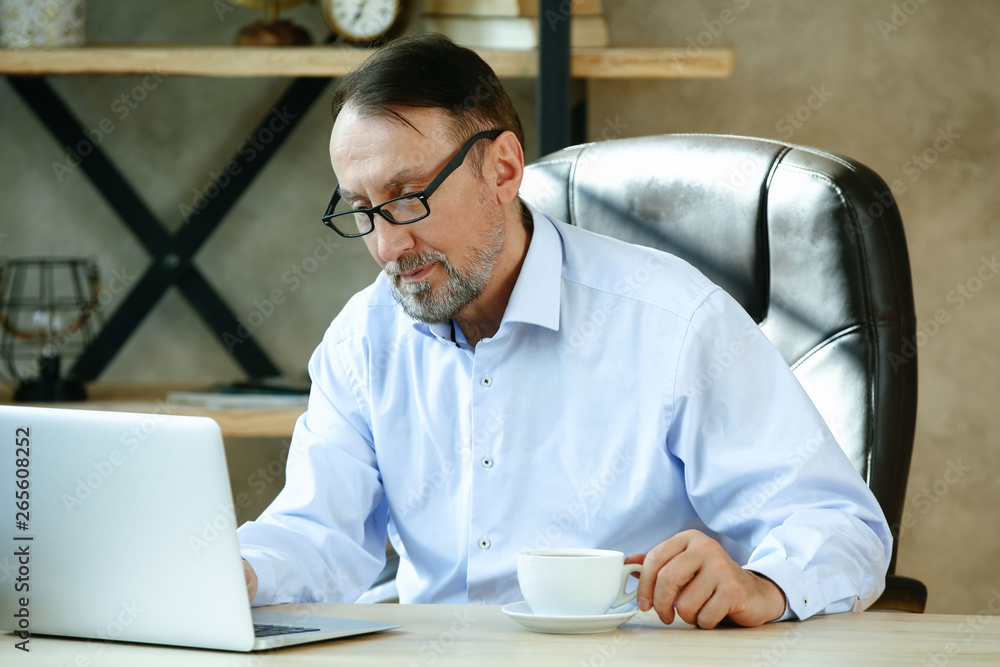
[519,133,926,613]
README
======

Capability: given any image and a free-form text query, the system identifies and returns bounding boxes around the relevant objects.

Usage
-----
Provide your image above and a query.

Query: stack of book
[423,0,608,49]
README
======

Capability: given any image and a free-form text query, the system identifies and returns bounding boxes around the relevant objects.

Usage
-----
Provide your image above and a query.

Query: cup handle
[612,564,644,608]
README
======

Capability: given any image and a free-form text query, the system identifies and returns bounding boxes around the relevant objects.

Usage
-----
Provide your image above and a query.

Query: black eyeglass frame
[321,129,505,238]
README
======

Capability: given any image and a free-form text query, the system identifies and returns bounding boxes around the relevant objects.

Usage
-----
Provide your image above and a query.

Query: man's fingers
[632,532,788,629]
[243,559,258,601]
[635,534,693,611]
[671,568,717,627]
[624,553,645,577]
[693,588,731,629]
[623,553,646,566]
[643,551,702,624]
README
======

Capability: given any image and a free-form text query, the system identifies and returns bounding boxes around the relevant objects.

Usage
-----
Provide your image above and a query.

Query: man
[238,34,891,629]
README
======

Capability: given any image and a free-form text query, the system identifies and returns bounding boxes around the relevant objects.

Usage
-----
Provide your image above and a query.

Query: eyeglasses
[321,129,504,238]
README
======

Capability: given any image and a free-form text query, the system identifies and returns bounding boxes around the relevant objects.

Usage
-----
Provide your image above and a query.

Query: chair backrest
[519,134,917,573]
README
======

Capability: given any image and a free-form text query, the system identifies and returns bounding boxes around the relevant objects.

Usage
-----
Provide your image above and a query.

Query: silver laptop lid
[1,405,257,651]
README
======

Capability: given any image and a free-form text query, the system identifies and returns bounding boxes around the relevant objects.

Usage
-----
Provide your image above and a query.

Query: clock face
[323,0,405,42]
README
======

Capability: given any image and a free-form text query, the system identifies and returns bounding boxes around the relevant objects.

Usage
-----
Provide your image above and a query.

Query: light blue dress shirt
[238,204,891,620]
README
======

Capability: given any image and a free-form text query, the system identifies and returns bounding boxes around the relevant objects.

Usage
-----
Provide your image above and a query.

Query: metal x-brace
[8,75,332,380]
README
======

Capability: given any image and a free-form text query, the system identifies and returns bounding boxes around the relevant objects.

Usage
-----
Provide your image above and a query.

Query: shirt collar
[499,201,562,332]
[410,201,563,343]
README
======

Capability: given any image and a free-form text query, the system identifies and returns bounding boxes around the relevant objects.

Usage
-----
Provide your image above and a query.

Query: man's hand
[625,530,786,629]
[243,558,258,602]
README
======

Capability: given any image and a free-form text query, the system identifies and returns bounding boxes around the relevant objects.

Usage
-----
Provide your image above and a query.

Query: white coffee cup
[517,548,642,616]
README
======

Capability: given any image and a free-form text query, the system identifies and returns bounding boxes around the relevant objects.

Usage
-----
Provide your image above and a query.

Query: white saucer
[501,601,638,634]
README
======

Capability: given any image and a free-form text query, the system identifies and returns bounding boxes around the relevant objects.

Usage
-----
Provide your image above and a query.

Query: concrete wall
[1,1,997,614]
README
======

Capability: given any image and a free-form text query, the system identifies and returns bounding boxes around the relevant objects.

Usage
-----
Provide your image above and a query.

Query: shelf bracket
[538,0,572,156]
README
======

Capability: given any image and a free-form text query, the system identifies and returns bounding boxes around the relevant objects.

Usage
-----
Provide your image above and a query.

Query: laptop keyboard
[253,623,321,638]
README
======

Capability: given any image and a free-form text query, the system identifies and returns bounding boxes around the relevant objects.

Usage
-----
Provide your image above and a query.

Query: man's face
[329,105,507,323]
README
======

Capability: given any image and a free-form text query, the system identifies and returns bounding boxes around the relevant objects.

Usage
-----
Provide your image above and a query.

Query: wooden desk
[4,605,999,665]
[0,385,304,438]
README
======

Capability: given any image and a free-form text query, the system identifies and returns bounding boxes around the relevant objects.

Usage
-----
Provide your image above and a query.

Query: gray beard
[385,212,506,324]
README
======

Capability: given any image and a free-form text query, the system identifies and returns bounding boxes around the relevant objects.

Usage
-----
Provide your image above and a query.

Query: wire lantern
[0,257,101,401]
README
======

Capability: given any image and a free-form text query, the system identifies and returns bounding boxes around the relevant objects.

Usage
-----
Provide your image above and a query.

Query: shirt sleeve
[666,288,892,621]
[237,328,388,606]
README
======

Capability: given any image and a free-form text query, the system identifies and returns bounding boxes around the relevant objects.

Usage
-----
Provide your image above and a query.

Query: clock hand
[353,0,368,23]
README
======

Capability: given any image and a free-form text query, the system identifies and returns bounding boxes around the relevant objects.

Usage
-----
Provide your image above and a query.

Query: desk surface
[4,604,999,666]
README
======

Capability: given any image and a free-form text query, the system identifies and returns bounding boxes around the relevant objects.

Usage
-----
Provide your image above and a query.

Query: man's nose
[374,215,416,264]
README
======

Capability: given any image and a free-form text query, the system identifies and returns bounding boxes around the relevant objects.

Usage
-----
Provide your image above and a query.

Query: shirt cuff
[241,551,276,607]
[743,556,826,621]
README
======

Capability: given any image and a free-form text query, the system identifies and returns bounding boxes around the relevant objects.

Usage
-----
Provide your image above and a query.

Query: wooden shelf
[0,384,303,438]
[0,45,733,79]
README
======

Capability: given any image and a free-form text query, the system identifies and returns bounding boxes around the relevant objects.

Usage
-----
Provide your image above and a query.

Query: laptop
[0,405,400,651]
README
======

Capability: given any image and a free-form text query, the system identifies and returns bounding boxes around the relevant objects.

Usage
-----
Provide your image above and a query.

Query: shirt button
[481,456,493,468]
[478,538,491,550]
[803,597,809,606]
[480,375,493,387]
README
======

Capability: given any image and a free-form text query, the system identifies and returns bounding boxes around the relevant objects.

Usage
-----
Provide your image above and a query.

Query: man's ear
[489,130,524,205]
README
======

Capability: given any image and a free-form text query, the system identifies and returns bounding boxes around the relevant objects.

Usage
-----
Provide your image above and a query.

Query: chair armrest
[869,575,927,613]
